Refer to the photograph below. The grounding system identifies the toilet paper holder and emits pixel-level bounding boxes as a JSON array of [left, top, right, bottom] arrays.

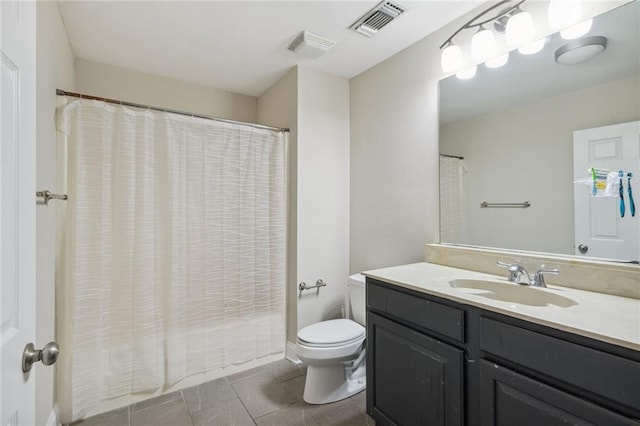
[[298, 279, 327, 296]]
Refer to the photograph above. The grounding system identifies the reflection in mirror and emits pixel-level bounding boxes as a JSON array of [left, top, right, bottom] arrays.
[[439, 0, 640, 262]]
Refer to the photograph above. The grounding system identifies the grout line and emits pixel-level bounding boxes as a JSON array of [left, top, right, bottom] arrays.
[[233, 391, 257, 425]]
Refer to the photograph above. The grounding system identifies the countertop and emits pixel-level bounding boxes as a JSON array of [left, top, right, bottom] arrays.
[[363, 262, 640, 352]]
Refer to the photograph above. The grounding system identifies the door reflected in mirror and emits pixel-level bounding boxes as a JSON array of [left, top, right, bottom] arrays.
[[439, 0, 640, 262]]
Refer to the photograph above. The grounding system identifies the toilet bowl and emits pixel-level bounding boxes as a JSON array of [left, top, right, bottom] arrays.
[[295, 274, 366, 404]]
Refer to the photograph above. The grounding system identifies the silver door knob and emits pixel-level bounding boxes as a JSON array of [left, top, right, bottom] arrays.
[[22, 342, 60, 373], [577, 244, 589, 254]]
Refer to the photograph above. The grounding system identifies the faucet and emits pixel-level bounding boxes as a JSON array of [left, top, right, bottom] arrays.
[[497, 262, 560, 287], [531, 268, 560, 287], [497, 261, 531, 285]]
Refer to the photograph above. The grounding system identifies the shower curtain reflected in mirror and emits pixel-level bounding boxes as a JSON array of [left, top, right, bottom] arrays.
[[55, 99, 286, 422], [439, 156, 467, 244]]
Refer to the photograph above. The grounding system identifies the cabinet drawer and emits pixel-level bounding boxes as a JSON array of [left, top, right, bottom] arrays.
[[480, 317, 640, 414], [367, 280, 465, 342]]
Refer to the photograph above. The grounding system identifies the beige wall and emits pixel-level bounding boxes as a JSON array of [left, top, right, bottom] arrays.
[[256, 67, 299, 344], [441, 74, 640, 255], [296, 67, 350, 331], [257, 66, 350, 348], [349, 0, 627, 274], [349, 29, 442, 274], [36, 3, 75, 425], [75, 59, 257, 123]]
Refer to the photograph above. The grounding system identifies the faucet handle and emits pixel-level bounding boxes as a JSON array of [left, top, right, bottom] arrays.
[[496, 261, 527, 283], [496, 261, 513, 269], [532, 268, 559, 287]]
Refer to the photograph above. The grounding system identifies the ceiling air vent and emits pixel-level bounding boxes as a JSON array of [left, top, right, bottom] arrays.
[[287, 31, 337, 59], [349, 0, 407, 38]]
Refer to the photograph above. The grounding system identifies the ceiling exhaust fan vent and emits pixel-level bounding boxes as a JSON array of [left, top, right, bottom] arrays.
[[287, 30, 337, 59], [349, 1, 408, 38]]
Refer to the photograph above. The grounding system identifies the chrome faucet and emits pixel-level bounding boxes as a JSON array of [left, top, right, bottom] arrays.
[[497, 262, 560, 287], [497, 261, 531, 285], [531, 268, 560, 287]]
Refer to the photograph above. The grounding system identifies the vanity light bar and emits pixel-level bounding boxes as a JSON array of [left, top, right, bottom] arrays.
[[440, 0, 586, 76]]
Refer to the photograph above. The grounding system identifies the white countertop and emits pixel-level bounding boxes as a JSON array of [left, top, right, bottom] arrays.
[[363, 262, 640, 352]]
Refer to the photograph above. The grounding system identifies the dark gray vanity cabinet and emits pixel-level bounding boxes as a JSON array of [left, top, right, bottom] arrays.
[[366, 278, 640, 426], [366, 279, 466, 425], [479, 361, 638, 426], [368, 312, 463, 425]]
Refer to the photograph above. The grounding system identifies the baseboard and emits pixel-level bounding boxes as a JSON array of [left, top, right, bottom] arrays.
[[46, 404, 60, 426], [285, 341, 301, 364]]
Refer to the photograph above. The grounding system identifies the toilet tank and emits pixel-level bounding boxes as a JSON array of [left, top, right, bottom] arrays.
[[348, 273, 366, 325]]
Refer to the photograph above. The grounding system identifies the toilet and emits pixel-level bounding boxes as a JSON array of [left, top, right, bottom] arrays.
[[295, 273, 367, 404]]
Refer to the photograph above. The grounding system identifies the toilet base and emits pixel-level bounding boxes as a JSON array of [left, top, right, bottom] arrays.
[[302, 363, 366, 404]]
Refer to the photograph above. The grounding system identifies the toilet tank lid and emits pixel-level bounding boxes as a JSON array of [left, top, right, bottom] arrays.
[[348, 273, 365, 287], [297, 319, 364, 346]]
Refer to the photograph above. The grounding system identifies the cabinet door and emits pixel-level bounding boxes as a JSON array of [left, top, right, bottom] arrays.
[[479, 360, 638, 426], [367, 312, 463, 426]]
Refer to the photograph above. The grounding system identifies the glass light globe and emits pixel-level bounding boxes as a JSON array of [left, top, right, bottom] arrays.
[[548, 0, 582, 29], [441, 43, 463, 73], [485, 53, 509, 68], [456, 66, 477, 80], [506, 10, 534, 46], [471, 27, 496, 62], [518, 39, 545, 55], [561, 19, 592, 40]]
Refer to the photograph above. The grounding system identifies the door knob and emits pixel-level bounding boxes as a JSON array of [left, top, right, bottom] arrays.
[[22, 342, 60, 373], [577, 244, 589, 254]]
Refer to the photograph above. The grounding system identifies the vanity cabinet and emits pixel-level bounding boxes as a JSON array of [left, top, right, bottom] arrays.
[[479, 361, 638, 426], [366, 278, 640, 426], [368, 312, 463, 425]]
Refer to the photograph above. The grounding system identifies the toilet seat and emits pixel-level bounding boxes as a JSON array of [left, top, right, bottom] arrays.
[[297, 319, 365, 348]]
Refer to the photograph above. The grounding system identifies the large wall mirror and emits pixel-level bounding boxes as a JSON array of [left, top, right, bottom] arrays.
[[439, 0, 640, 262]]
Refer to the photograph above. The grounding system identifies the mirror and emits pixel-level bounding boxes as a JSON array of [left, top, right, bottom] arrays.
[[439, 0, 640, 262]]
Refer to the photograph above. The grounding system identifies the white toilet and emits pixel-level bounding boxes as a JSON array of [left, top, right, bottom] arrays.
[[295, 273, 367, 404]]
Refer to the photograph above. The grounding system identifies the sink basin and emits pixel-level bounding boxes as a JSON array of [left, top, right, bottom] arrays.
[[449, 279, 577, 307]]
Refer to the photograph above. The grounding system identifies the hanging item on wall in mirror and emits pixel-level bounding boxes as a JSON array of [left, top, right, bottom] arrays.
[[627, 172, 635, 217], [574, 168, 618, 198]]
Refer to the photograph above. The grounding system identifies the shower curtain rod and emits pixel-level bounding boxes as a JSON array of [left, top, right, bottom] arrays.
[[56, 89, 290, 133], [440, 153, 464, 160]]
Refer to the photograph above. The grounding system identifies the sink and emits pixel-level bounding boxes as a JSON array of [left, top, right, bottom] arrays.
[[449, 279, 577, 307]]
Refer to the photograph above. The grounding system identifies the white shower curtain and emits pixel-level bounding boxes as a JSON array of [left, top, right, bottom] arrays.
[[56, 99, 286, 421], [439, 156, 466, 244]]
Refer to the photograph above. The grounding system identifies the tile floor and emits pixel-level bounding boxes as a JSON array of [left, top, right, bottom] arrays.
[[70, 359, 375, 426]]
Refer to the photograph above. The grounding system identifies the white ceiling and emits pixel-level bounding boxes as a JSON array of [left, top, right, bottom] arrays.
[[57, 1, 482, 97]]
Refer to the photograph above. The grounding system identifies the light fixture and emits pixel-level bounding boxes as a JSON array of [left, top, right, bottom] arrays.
[[518, 38, 545, 55], [456, 66, 477, 80], [555, 36, 607, 65], [439, 0, 535, 75], [505, 8, 534, 46], [439, 0, 583, 77], [441, 43, 463, 73], [561, 19, 592, 40], [485, 52, 509, 68], [471, 26, 496, 62], [548, 0, 582, 30]]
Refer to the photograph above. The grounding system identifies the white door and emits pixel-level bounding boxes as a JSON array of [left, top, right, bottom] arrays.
[[1, 1, 37, 425], [573, 121, 640, 261]]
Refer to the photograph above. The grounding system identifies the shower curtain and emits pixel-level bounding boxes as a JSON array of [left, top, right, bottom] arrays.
[[55, 99, 286, 421], [439, 156, 466, 244]]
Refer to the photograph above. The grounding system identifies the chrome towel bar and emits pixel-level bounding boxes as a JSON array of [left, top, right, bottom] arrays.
[[298, 279, 327, 296], [481, 201, 531, 208], [36, 190, 68, 206]]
